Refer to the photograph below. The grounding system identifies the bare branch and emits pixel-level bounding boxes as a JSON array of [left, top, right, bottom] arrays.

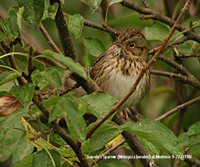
[[120, 0, 200, 43], [151, 70, 200, 90], [39, 24, 62, 54], [155, 95, 200, 121]]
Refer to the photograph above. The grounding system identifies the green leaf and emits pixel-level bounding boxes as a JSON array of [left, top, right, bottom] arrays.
[[12, 137, 34, 164], [17, 0, 45, 25], [0, 71, 20, 86], [32, 66, 65, 88], [43, 50, 87, 79], [178, 133, 200, 148], [42, 0, 58, 20], [122, 119, 182, 155], [90, 122, 122, 151], [188, 121, 200, 136], [138, 138, 160, 155], [143, 22, 169, 42], [10, 83, 34, 106], [83, 38, 106, 57], [88, 0, 102, 11], [49, 94, 87, 141], [32, 150, 61, 167], [66, 14, 84, 38], [0, 110, 25, 162], [80, 92, 117, 117], [6, 5, 22, 39], [13, 154, 33, 167], [192, 42, 200, 56]]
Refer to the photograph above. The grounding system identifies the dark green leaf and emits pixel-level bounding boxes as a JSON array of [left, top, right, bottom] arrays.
[[6, 5, 22, 39], [90, 121, 122, 150], [32, 150, 61, 167], [49, 94, 87, 141], [10, 83, 34, 106], [83, 38, 106, 57], [122, 119, 182, 155], [80, 92, 117, 117], [43, 50, 87, 79], [143, 22, 169, 42], [0, 71, 20, 86], [17, 0, 45, 25], [0, 110, 25, 161], [66, 14, 84, 38]]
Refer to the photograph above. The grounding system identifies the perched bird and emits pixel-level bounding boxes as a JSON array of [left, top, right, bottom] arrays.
[[90, 29, 150, 110]]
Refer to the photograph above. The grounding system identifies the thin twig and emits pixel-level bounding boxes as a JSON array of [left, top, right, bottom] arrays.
[[151, 70, 200, 90], [155, 95, 200, 121], [39, 24, 62, 54], [91, 140, 125, 165], [32, 96, 90, 167], [64, 13, 119, 36], [175, 53, 200, 58], [120, 0, 200, 43], [87, 0, 193, 139]]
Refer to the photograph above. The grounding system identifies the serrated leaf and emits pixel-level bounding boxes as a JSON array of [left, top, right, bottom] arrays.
[[0, 71, 20, 86], [43, 50, 87, 79], [17, 0, 45, 25], [90, 122, 122, 150], [83, 38, 106, 57], [66, 14, 84, 38], [10, 83, 34, 106], [49, 94, 87, 141], [80, 92, 117, 117], [143, 22, 169, 42], [122, 119, 182, 155]]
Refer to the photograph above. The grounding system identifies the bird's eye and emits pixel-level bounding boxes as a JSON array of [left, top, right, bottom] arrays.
[[129, 42, 135, 48]]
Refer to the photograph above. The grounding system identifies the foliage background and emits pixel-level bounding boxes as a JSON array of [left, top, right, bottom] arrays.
[[0, 0, 200, 167]]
